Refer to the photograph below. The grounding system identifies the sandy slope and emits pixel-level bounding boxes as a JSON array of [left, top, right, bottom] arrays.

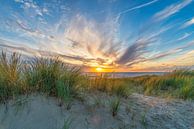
[[0, 93, 194, 129]]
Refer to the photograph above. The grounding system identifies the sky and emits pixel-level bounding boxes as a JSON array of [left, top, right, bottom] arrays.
[[0, 0, 194, 72]]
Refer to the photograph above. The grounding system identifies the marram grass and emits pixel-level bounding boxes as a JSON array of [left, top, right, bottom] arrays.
[[0, 51, 82, 103], [141, 70, 194, 99], [0, 51, 194, 103], [0, 52, 25, 102]]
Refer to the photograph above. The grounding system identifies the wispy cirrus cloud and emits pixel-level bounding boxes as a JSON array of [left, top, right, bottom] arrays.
[[116, 0, 159, 21], [148, 39, 194, 59], [118, 0, 159, 15], [0, 38, 94, 65], [153, 0, 192, 22], [128, 48, 194, 72], [177, 32, 193, 41], [181, 17, 194, 28]]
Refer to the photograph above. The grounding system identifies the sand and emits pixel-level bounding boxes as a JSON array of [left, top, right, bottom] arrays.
[[0, 93, 194, 129]]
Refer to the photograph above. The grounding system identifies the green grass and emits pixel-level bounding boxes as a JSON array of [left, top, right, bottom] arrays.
[[0, 51, 194, 103], [86, 70, 194, 100], [25, 57, 82, 100], [109, 97, 121, 117], [141, 70, 194, 99], [87, 75, 134, 97], [141, 110, 148, 129], [0, 52, 25, 102], [62, 117, 73, 129], [0, 51, 83, 103]]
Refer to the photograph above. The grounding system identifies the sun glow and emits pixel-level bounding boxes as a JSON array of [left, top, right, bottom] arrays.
[[96, 67, 103, 72]]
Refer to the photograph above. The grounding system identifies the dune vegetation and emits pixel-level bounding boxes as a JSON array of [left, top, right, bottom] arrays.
[[0, 51, 82, 103], [0, 51, 194, 105], [86, 71, 194, 100], [0, 51, 194, 129]]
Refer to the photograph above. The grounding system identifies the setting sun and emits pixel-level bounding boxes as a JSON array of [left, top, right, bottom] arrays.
[[0, 0, 194, 128], [96, 67, 103, 72]]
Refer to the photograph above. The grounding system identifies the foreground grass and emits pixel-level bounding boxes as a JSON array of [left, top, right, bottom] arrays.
[[0, 51, 83, 103], [0, 51, 194, 103], [0, 52, 24, 102]]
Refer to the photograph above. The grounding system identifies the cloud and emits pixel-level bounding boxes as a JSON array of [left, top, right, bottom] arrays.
[[182, 17, 194, 28], [0, 38, 94, 65], [115, 24, 172, 66], [0, 13, 122, 68], [116, 37, 156, 65], [177, 50, 194, 64], [15, 19, 54, 40], [16, 19, 35, 33], [64, 14, 121, 64], [121, 39, 194, 70], [0, 38, 40, 56], [119, 0, 159, 15], [2, 1, 194, 71], [150, 50, 181, 60], [177, 32, 193, 41], [0, 41, 116, 67], [177, 39, 194, 49], [147, 39, 194, 60], [128, 49, 194, 72], [153, 0, 192, 22], [14, 0, 49, 17], [116, 0, 159, 21]]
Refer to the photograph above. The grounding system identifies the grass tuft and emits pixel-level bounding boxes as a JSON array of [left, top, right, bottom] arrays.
[[109, 97, 121, 117], [0, 51, 83, 103], [0, 51, 24, 102], [62, 117, 73, 129]]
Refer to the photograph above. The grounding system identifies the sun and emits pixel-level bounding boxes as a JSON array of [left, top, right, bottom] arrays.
[[96, 67, 103, 72]]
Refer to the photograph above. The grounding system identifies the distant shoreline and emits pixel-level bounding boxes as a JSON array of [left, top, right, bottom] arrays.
[[83, 72, 167, 78]]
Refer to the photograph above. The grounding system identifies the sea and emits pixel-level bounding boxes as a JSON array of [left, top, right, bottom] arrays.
[[84, 72, 166, 78]]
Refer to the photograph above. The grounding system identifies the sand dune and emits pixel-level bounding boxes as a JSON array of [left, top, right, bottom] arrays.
[[0, 93, 193, 129]]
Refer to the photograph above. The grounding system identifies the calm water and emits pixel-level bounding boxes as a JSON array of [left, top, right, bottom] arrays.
[[84, 72, 166, 78]]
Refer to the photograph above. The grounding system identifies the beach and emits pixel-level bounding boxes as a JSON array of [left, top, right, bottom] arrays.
[[0, 93, 193, 129]]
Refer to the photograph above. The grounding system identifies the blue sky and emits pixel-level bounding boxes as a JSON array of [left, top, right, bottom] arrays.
[[0, 0, 194, 72]]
